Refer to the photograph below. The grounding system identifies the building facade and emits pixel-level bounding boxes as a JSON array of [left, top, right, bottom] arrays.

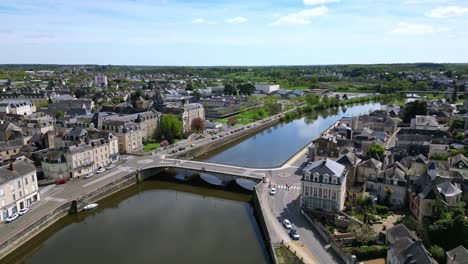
[[301, 159, 347, 212], [0, 159, 40, 222]]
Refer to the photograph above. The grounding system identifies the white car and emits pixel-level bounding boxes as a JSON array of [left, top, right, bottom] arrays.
[[107, 164, 116, 170], [18, 208, 29, 216], [84, 173, 94, 179], [270, 188, 276, 195], [96, 167, 106, 174], [283, 219, 292, 230], [5, 213, 19, 223]]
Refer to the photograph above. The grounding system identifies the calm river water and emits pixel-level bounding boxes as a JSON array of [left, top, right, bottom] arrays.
[[7, 102, 385, 264]]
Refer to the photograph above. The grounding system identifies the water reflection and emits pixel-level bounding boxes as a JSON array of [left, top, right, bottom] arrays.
[[198, 102, 384, 168]]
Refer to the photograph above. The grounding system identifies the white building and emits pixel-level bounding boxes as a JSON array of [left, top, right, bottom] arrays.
[[0, 159, 40, 222], [95, 75, 108, 87], [0, 100, 36, 116], [255, 84, 280, 94], [301, 159, 347, 212], [410, 115, 440, 130]]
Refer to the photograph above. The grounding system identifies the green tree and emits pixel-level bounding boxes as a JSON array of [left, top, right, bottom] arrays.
[[158, 114, 183, 143], [349, 223, 376, 245], [367, 144, 385, 159], [430, 245, 445, 264], [356, 195, 375, 224], [395, 215, 424, 236], [402, 100, 427, 123], [55, 110, 64, 119]]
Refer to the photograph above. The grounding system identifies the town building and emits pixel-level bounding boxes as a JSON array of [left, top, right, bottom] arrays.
[[0, 100, 36, 116], [301, 159, 347, 212], [42, 133, 119, 179], [255, 84, 280, 94], [0, 158, 40, 222], [95, 75, 108, 87]]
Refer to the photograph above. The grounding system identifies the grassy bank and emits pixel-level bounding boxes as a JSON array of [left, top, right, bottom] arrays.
[[274, 245, 303, 264]]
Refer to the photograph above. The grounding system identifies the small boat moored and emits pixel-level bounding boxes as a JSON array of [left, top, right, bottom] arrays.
[[83, 203, 98, 211]]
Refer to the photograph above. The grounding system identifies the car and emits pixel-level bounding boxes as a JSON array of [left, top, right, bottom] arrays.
[[84, 173, 94, 179], [56, 178, 67, 185], [107, 164, 116, 170], [5, 213, 19, 223], [290, 229, 300, 240], [18, 208, 29, 216], [191, 144, 196, 147], [270, 188, 276, 195], [96, 167, 106, 174], [283, 219, 293, 230]]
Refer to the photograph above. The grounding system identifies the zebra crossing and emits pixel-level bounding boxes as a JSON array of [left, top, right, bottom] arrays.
[[276, 184, 301, 190], [286, 165, 301, 170]]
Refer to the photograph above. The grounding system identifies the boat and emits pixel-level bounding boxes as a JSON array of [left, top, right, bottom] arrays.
[[83, 203, 98, 211]]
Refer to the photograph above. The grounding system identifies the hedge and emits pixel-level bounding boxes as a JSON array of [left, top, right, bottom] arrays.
[[344, 245, 387, 261]]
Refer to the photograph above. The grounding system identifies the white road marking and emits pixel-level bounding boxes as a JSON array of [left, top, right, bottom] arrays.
[[39, 185, 55, 195], [44, 197, 67, 203]]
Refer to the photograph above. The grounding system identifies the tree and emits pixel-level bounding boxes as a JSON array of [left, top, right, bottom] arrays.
[[55, 110, 64, 119], [227, 117, 239, 126], [191, 117, 205, 132], [402, 100, 427, 123], [395, 216, 424, 236], [224, 84, 236, 95], [430, 245, 445, 264], [382, 187, 393, 206], [158, 114, 183, 143], [356, 195, 375, 224], [349, 223, 376, 245], [305, 94, 320, 105], [367, 144, 385, 160]]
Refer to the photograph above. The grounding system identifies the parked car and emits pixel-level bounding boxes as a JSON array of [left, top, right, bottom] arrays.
[[107, 164, 116, 170], [290, 229, 300, 240], [56, 178, 67, 185], [18, 208, 29, 216], [283, 219, 293, 230], [84, 173, 94, 179], [96, 167, 106, 174], [5, 213, 19, 223], [270, 187, 276, 195]]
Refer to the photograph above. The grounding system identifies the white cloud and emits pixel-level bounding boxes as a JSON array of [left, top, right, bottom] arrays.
[[226, 16, 248, 24], [392, 22, 449, 34], [425, 6, 468, 18], [191, 18, 206, 24], [303, 0, 339, 5], [270, 6, 328, 26]]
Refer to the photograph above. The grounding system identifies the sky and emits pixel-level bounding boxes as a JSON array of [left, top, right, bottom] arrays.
[[0, 0, 467, 65]]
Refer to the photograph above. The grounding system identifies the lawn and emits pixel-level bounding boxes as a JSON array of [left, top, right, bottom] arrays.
[[143, 143, 160, 152], [217, 105, 274, 125], [274, 245, 303, 264]]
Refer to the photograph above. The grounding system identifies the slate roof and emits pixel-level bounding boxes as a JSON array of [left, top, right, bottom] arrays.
[[389, 237, 435, 264], [436, 181, 462, 197], [446, 245, 468, 264], [386, 224, 419, 245], [0, 160, 36, 185]]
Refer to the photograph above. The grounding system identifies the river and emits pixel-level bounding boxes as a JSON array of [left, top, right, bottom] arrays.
[[6, 101, 385, 264], [197, 102, 384, 167]]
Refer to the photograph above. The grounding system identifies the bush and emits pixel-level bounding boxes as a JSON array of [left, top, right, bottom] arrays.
[[375, 205, 389, 216], [344, 245, 387, 261]]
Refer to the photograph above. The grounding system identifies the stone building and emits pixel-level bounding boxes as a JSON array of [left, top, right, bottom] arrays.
[[301, 159, 347, 212], [0, 158, 40, 222]]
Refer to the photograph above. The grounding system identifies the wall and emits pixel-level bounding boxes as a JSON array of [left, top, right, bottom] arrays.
[[301, 209, 356, 264], [253, 186, 279, 264]]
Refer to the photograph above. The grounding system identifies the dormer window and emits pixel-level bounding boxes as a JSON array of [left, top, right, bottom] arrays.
[[323, 173, 329, 184], [313, 172, 319, 182]]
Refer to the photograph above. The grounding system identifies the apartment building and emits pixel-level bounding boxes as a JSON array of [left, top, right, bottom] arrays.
[[0, 159, 40, 222]]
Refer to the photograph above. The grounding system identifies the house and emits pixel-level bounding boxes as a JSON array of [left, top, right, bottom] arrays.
[[446, 245, 468, 264], [0, 158, 40, 222], [309, 136, 340, 160], [358, 110, 398, 134], [301, 159, 347, 212], [42, 134, 119, 179], [410, 115, 440, 130], [356, 158, 382, 184], [367, 162, 408, 207], [0, 100, 36, 116], [386, 224, 435, 264]]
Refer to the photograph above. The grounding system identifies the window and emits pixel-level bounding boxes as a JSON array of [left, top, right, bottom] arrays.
[[25, 177, 28, 185], [18, 181, 21, 188], [0, 188, 4, 196], [313, 188, 318, 197], [332, 191, 337, 200], [32, 175, 35, 182], [12, 194, 16, 201], [323, 189, 328, 199], [10, 184, 14, 192]]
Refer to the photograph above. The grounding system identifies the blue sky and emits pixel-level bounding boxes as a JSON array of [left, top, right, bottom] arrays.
[[0, 0, 467, 65]]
